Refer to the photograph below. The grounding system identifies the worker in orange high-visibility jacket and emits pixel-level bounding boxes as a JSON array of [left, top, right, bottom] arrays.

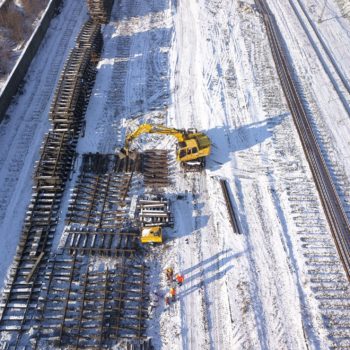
[[175, 273, 184, 287], [169, 287, 176, 301]]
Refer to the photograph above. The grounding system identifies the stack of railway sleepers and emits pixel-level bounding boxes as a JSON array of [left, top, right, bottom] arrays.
[[49, 48, 93, 132], [141, 150, 170, 187], [0, 20, 103, 347], [66, 172, 134, 228], [34, 131, 76, 186], [82, 153, 115, 174], [49, 20, 102, 132], [37, 258, 148, 348], [76, 19, 103, 62], [87, 0, 115, 24], [63, 227, 139, 257]]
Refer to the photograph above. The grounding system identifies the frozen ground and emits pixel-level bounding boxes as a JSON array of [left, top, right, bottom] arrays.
[[1, 0, 350, 348]]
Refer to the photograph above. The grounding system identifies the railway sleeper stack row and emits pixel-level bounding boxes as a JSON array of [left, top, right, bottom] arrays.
[[141, 150, 171, 187], [87, 0, 115, 24], [63, 228, 139, 257], [1, 3, 152, 347], [66, 172, 135, 228], [0, 19, 102, 344]]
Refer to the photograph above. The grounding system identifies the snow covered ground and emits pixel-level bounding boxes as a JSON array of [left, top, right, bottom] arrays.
[[1, 0, 350, 348]]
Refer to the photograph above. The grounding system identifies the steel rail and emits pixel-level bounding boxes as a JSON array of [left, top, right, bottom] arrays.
[[255, 0, 350, 281]]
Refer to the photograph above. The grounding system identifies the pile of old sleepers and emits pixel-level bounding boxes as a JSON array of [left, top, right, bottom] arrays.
[[0, 19, 102, 345], [87, 0, 115, 24]]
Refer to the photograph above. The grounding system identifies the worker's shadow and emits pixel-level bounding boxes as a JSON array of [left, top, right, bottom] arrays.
[[177, 248, 244, 299], [206, 113, 289, 171]]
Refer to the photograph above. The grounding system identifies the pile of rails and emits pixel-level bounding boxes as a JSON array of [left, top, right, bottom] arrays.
[[0, 20, 102, 347], [87, 0, 115, 23], [138, 197, 173, 228]]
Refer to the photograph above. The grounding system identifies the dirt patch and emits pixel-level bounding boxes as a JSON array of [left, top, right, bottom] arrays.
[[0, 0, 48, 78]]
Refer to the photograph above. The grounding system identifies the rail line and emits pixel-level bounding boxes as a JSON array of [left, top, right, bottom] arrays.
[[285, 0, 350, 115], [255, 0, 350, 282]]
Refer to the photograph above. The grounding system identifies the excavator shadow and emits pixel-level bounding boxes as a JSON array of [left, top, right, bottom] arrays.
[[206, 113, 289, 171]]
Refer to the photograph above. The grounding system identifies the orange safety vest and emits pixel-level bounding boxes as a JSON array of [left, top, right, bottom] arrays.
[[170, 288, 176, 296], [176, 274, 184, 283]]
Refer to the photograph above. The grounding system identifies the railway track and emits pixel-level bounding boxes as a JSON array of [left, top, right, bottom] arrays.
[[255, 0, 350, 282], [285, 0, 350, 115]]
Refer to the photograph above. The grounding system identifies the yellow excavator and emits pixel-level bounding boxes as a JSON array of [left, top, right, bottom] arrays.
[[119, 124, 211, 169]]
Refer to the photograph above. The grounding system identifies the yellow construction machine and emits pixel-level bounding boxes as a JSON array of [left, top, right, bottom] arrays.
[[119, 124, 211, 169], [140, 226, 163, 243]]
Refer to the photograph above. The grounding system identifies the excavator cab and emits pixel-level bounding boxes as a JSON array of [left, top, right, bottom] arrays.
[[177, 139, 202, 163]]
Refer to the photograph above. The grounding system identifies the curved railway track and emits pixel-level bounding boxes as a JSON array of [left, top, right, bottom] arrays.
[[255, 0, 350, 281]]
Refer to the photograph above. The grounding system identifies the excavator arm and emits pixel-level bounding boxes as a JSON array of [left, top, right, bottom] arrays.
[[124, 124, 185, 149]]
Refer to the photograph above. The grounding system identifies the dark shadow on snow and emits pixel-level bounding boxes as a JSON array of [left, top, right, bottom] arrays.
[[207, 113, 289, 171]]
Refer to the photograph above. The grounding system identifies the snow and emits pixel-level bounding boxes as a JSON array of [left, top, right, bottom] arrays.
[[1, 0, 350, 348]]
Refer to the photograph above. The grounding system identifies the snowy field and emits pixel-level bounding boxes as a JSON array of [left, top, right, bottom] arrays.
[[1, 0, 350, 348]]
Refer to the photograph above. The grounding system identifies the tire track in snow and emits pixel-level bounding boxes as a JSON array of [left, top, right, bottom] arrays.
[[175, 175, 211, 350], [197, 175, 243, 349], [92, 0, 172, 153]]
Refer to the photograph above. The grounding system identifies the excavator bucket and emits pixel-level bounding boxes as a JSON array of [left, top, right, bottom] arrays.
[[118, 147, 138, 160], [118, 147, 128, 159]]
